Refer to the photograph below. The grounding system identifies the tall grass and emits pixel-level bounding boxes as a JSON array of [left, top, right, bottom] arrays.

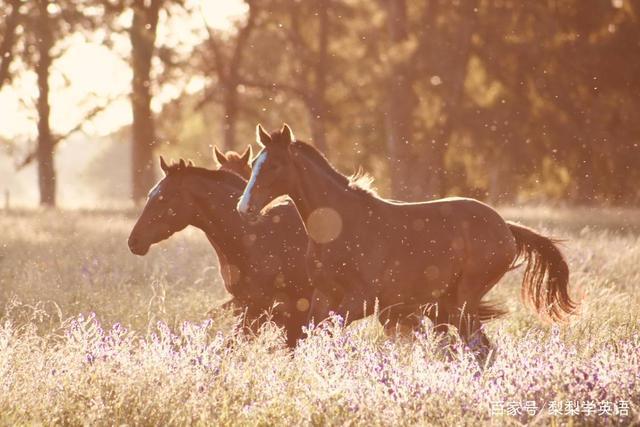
[[0, 208, 638, 425]]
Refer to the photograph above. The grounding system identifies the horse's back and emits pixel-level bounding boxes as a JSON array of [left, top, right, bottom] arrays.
[[384, 196, 504, 225], [431, 197, 513, 239], [429, 197, 518, 267], [379, 195, 515, 257]]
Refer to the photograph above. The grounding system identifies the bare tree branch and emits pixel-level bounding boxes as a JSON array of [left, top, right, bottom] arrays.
[[195, 0, 261, 113], [228, 0, 258, 81], [194, 76, 311, 113], [0, 0, 22, 90], [239, 77, 309, 100], [199, 6, 227, 80], [287, 2, 315, 69], [17, 95, 121, 170], [194, 84, 221, 111]]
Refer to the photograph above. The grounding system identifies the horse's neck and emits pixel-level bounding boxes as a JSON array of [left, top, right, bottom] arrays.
[[185, 177, 248, 265], [290, 146, 362, 223]]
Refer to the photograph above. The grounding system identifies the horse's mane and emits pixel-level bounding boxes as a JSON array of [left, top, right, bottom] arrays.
[[223, 151, 246, 162], [164, 159, 246, 188], [292, 141, 378, 197], [349, 167, 376, 193]]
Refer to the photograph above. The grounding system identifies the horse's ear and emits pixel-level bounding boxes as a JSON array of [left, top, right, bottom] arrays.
[[178, 159, 186, 168], [281, 123, 295, 143], [256, 124, 272, 147], [160, 156, 169, 175], [240, 145, 252, 163], [213, 146, 227, 165], [187, 159, 194, 167]]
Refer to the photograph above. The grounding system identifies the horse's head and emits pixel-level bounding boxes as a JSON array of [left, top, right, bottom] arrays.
[[128, 157, 194, 255], [237, 124, 296, 219], [214, 145, 252, 180]]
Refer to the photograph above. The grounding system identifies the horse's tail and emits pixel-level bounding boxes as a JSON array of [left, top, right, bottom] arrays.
[[477, 300, 508, 322], [507, 222, 577, 321]]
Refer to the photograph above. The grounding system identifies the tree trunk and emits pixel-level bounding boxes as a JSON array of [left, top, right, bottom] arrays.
[[35, 0, 55, 207], [307, 99, 328, 153], [384, 0, 417, 200], [308, 0, 329, 154], [571, 142, 596, 204], [488, 164, 504, 204], [130, 2, 160, 203], [216, 1, 258, 152], [0, 0, 21, 90], [221, 85, 238, 150], [414, 0, 478, 199]]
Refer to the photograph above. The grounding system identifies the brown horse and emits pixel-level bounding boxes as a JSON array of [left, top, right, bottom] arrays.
[[237, 124, 577, 353], [214, 145, 252, 179], [128, 156, 313, 347]]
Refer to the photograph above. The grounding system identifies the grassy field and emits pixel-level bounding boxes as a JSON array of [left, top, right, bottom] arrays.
[[0, 207, 638, 425]]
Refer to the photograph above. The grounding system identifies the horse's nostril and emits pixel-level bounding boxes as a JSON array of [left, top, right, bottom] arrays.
[[238, 205, 253, 216], [128, 236, 142, 252], [128, 236, 149, 255]]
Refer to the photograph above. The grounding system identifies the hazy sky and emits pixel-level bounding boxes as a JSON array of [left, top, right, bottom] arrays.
[[0, 0, 247, 140]]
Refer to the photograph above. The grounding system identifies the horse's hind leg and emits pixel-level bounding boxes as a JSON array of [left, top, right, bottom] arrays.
[[426, 303, 493, 365], [452, 265, 511, 366], [383, 322, 415, 344], [307, 289, 332, 325], [378, 302, 424, 344], [457, 228, 517, 319], [420, 294, 462, 355], [457, 312, 495, 366]]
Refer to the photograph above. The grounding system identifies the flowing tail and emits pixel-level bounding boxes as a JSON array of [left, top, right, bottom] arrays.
[[507, 222, 577, 321]]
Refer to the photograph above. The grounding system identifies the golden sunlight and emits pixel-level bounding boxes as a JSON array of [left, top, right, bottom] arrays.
[[0, 0, 246, 140]]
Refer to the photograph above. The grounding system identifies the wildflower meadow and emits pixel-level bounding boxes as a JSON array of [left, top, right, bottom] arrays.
[[0, 207, 638, 425]]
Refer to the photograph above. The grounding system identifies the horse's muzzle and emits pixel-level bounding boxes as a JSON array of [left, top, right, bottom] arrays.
[[128, 236, 149, 256], [242, 212, 264, 227], [237, 204, 259, 221]]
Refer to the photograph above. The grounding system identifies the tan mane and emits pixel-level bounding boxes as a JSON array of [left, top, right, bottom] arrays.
[[223, 151, 245, 162], [348, 167, 377, 194], [292, 141, 379, 197], [164, 159, 192, 174], [163, 158, 246, 186]]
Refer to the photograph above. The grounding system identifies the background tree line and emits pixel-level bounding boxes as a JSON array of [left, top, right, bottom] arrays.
[[1, 0, 638, 206]]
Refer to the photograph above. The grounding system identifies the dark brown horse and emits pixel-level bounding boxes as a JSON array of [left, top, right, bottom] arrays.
[[237, 124, 577, 353], [128, 156, 313, 347], [214, 145, 252, 179]]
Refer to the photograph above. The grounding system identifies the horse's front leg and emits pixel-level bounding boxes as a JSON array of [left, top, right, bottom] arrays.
[[334, 286, 375, 325], [307, 289, 332, 324], [305, 269, 369, 327], [306, 259, 345, 315]]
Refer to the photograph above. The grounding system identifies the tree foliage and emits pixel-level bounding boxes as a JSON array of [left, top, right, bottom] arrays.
[[174, 0, 639, 204], [4, 0, 639, 205]]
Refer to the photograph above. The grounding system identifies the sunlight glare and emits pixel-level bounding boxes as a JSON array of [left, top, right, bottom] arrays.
[[199, 0, 248, 30]]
